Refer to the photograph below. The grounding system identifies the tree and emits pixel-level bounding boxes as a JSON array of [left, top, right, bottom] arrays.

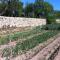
[[43, 2, 55, 24], [0, 0, 23, 17], [34, 1, 54, 18], [44, 2, 53, 17], [24, 3, 34, 17], [24, 0, 54, 18], [24, 0, 45, 18], [24, 0, 55, 23], [0, 0, 7, 15], [54, 11, 60, 18], [35, 0, 44, 3], [34, 0, 44, 18]]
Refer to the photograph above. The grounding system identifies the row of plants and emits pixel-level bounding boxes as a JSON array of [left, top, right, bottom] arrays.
[[0, 26, 43, 45], [41, 24, 60, 30], [0, 23, 60, 45], [2, 31, 58, 57]]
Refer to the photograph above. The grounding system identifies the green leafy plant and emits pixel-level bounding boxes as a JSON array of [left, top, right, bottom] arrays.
[[42, 24, 60, 30], [2, 48, 11, 57], [0, 26, 42, 45], [12, 31, 58, 56]]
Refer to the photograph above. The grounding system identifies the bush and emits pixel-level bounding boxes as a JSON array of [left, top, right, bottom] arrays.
[[46, 15, 56, 24], [42, 24, 60, 30]]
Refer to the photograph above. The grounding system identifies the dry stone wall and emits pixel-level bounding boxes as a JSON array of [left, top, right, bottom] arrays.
[[56, 19, 60, 23], [0, 16, 46, 28]]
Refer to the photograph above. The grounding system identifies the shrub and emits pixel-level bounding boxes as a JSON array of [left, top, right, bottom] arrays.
[[46, 15, 56, 24], [42, 24, 60, 30]]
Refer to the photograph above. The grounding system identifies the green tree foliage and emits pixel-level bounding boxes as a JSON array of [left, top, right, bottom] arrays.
[[24, 0, 54, 19], [54, 11, 60, 18], [0, 0, 23, 16], [34, 0, 44, 18], [24, 3, 34, 17], [24, 0, 44, 18], [43, 2, 56, 24], [0, 1, 7, 15], [46, 14, 56, 24], [44, 2, 53, 13]]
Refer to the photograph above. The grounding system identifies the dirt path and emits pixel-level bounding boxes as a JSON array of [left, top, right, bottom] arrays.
[[0, 41, 16, 50], [53, 49, 60, 60], [29, 37, 60, 60]]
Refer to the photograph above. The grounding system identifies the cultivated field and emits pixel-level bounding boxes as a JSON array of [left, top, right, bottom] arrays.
[[0, 25, 60, 60]]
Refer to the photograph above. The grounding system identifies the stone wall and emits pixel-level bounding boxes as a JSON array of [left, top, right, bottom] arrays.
[[0, 16, 46, 28], [56, 19, 60, 23]]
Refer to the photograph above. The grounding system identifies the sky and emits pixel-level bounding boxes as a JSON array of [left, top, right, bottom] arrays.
[[21, 0, 60, 11]]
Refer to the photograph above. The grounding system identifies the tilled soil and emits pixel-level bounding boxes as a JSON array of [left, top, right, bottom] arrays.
[[0, 27, 32, 36], [29, 37, 60, 60], [0, 34, 60, 60], [53, 49, 60, 60], [8, 34, 60, 60]]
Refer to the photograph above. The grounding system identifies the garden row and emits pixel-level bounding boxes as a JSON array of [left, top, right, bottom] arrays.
[[2, 31, 59, 58], [0, 23, 60, 45], [0, 26, 44, 45]]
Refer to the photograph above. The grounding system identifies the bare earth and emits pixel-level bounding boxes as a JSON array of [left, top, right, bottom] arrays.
[[29, 37, 60, 60], [54, 49, 60, 60]]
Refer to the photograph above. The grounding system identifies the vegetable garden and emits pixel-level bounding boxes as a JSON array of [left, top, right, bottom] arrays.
[[0, 24, 60, 59]]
